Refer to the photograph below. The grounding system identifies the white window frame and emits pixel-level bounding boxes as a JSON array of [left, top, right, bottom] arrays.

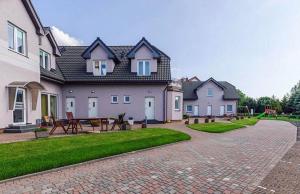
[[13, 88, 26, 125], [40, 50, 51, 70], [174, 96, 180, 110], [137, 60, 151, 76], [124, 95, 130, 104], [100, 61, 107, 76], [207, 88, 213, 97], [41, 93, 59, 117], [93, 60, 107, 76], [186, 105, 193, 113], [227, 105, 233, 112], [111, 95, 118, 104], [8, 23, 27, 56]]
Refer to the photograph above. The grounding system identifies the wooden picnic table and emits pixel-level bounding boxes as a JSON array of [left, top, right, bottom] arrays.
[[70, 117, 109, 134]]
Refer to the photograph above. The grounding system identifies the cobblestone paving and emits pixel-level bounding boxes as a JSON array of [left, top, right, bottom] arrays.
[[252, 142, 300, 194], [0, 120, 296, 194]]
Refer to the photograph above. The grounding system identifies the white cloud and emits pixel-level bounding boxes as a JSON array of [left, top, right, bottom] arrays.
[[50, 26, 83, 46]]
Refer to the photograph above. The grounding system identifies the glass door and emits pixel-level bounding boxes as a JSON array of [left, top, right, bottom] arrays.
[[13, 88, 26, 125], [50, 95, 57, 118], [41, 94, 48, 117]]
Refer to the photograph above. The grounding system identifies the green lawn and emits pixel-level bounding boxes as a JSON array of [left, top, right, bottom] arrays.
[[0, 128, 190, 181], [257, 113, 300, 122], [231, 118, 259, 126], [260, 116, 300, 122], [187, 122, 245, 133]]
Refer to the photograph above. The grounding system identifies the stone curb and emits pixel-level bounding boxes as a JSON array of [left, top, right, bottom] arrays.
[[0, 139, 190, 184]]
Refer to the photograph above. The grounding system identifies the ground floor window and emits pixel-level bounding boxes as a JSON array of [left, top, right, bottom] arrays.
[[227, 104, 233, 112], [186, 105, 193, 113], [41, 93, 58, 117], [175, 96, 180, 110]]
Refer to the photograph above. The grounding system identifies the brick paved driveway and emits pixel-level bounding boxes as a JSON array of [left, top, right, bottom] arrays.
[[0, 120, 296, 194]]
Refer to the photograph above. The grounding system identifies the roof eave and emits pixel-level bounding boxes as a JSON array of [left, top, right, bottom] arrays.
[[21, 0, 45, 35], [40, 74, 64, 84]]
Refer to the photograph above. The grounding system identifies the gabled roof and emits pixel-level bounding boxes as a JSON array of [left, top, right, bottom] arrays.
[[195, 77, 225, 90], [81, 37, 119, 63], [43, 27, 61, 57], [127, 37, 161, 59], [21, 0, 45, 35], [188, 76, 200, 82], [56, 45, 171, 83], [182, 78, 240, 100]]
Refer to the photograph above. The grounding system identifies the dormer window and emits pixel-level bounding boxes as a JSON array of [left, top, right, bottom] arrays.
[[93, 60, 107, 76], [40, 50, 50, 70], [137, 60, 150, 76]]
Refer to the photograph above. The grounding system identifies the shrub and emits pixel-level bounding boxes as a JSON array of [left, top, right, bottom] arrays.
[[241, 116, 244, 120], [236, 116, 239, 120], [211, 118, 215, 122], [194, 118, 199, 124], [205, 118, 209, 123]]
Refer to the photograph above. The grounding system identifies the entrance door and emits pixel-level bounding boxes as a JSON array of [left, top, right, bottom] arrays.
[[220, 105, 225, 116], [145, 97, 155, 120], [66, 97, 75, 117], [88, 98, 98, 118], [207, 105, 212, 116], [193, 105, 199, 116], [13, 88, 26, 125]]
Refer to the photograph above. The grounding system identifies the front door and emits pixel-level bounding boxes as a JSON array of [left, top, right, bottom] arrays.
[[13, 88, 26, 125], [220, 105, 225, 116], [145, 97, 155, 120], [193, 105, 199, 116], [207, 105, 212, 116], [88, 98, 98, 118], [66, 97, 75, 117]]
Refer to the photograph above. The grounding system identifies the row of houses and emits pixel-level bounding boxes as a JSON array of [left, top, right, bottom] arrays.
[[0, 0, 239, 131]]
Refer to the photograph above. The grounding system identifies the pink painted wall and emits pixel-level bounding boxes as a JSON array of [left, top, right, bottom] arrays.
[[61, 84, 166, 121], [0, 0, 61, 128], [0, 63, 41, 128], [167, 90, 183, 121]]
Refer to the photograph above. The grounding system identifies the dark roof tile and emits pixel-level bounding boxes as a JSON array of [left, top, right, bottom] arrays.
[[56, 45, 171, 83], [182, 80, 239, 100]]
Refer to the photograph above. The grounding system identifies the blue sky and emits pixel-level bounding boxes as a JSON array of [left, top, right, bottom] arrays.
[[32, 0, 300, 99]]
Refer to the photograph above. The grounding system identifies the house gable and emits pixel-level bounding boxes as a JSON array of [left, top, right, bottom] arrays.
[[128, 38, 160, 74], [81, 37, 118, 62]]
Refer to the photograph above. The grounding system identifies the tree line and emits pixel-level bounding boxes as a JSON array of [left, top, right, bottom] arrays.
[[238, 81, 300, 115]]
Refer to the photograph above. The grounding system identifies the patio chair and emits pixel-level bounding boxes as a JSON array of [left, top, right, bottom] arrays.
[[111, 113, 126, 130], [49, 112, 67, 135], [66, 112, 82, 133]]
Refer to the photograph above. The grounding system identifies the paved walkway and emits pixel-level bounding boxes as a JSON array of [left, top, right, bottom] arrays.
[[0, 120, 296, 194], [252, 142, 300, 194]]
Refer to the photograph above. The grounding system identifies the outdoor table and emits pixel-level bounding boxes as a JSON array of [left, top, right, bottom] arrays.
[[71, 117, 109, 134]]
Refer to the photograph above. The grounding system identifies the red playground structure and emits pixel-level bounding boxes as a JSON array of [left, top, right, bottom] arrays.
[[265, 105, 276, 115]]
